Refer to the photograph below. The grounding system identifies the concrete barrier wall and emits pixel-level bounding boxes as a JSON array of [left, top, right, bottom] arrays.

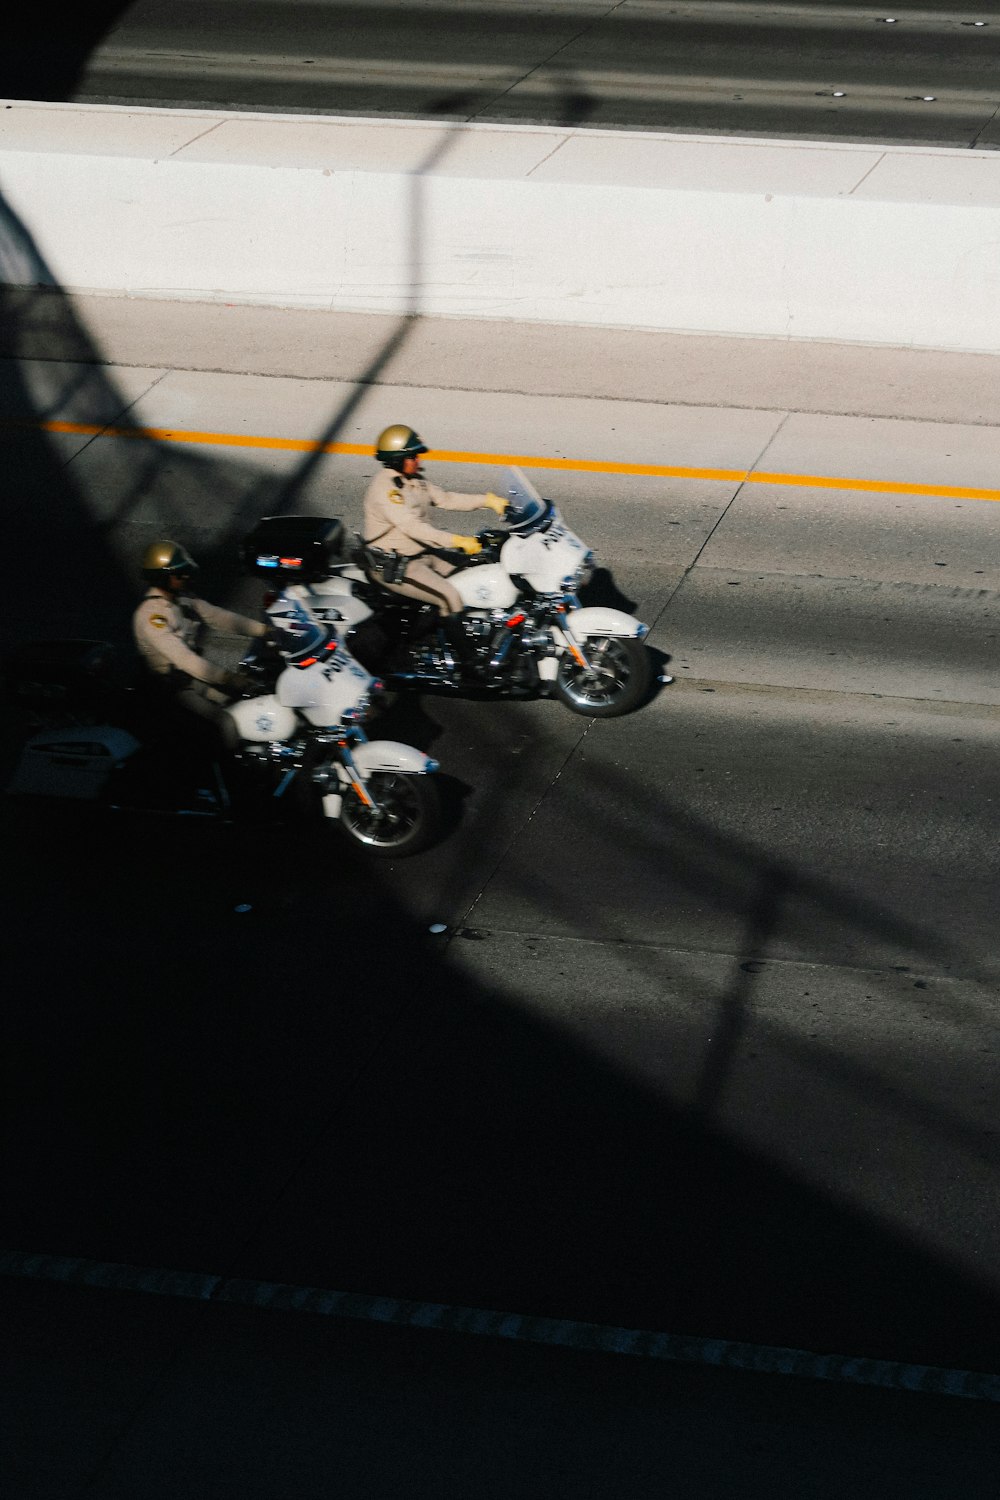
[[2, 102, 1000, 351]]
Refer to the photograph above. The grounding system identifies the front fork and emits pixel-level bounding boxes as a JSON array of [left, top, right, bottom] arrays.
[[550, 597, 594, 673], [337, 737, 386, 813], [313, 730, 384, 818], [556, 629, 594, 673], [546, 600, 654, 679]]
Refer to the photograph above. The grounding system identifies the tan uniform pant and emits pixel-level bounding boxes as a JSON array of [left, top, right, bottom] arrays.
[[177, 680, 231, 725], [380, 554, 463, 617], [148, 673, 230, 727]]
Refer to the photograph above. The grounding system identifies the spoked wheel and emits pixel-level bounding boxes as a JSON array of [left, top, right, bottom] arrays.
[[554, 636, 653, 718], [338, 772, 441, 857]]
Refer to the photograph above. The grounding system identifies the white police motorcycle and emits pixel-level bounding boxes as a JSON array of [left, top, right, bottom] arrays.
[[5, 605, 441, 858], [231, 589, 441, 855], [250, 470, 661, 719]]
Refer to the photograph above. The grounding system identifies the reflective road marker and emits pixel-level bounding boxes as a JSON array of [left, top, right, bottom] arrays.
[[2, 1250, 999, 1404]]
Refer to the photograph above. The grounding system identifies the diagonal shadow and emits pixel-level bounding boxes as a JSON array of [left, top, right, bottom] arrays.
[[2, 15, 999, 1410], [690, 855, 791, 1119], [0, 199, 283, 630], [258, 118, 470, 523], [463, 724, 1000, 990], [4, 788, 1000, 1379], [439, 714, 1000, 1166], [5, 154, 993, 1215]]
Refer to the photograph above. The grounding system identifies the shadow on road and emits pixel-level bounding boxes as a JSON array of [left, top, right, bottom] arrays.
[[2, 53, 999, 1400], [3, 792, 999, 1378]]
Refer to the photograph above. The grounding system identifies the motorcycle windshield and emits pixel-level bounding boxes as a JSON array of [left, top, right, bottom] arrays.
[[266, 593, 333, 659], [503, 467, 551, 534]]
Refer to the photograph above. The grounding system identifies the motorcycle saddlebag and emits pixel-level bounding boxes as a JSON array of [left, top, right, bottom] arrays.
[[241, 516, 345, 582], [3, 639, 131, 711], [7, 724, 141, 799]]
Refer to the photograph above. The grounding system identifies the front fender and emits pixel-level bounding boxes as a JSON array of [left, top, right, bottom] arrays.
[[352, 739, 439, 776], [565, 606, 648, 639]]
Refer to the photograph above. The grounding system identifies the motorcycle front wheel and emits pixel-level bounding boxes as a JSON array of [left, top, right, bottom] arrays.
[[338, 772, 441, 857], [554, 636, 652, 718]]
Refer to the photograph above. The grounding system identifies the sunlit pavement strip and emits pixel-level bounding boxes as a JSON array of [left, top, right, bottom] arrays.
[[32, 421, 1000, 504], [2, 1251, 999, 1403]]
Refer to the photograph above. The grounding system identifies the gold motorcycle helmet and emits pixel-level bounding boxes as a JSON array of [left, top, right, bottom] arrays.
[[374, 424, 428, 470], [141, 539, 198, 583]]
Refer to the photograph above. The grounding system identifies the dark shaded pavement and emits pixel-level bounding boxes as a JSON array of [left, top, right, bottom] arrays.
[[5, 1276, 1000, 1500], [3, 793, 1000, 1378]]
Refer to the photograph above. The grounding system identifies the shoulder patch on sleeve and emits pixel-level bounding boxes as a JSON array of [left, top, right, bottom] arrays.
[[388, 490, 403, 504], [149, 614, 168, 628]]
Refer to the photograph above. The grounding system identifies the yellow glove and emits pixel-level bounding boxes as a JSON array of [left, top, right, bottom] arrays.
[[483, 493, 509, 516], [451, 535, 483, 555]]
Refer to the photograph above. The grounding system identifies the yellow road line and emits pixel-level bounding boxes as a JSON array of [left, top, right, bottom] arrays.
[[37, 420, 1000, 504]]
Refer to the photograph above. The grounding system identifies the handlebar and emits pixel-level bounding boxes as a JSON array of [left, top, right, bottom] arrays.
[[477, 527, 508, 549]]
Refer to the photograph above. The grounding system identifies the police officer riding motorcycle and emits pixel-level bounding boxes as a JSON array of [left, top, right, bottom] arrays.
[[5, 534, 442, 854], [361, 424, 508, 662], [133, 539, 266, 722], [267, 426, 662, 718]]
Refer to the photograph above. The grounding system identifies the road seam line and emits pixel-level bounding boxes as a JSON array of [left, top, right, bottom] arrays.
[[50, 370, 173, 467], [647, 412, 790, 634], [468, 1, 628, 122]]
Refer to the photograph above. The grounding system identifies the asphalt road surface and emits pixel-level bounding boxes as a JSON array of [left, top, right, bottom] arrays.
[[5, 1, 1000, 147], [3, 289, 1000, 1399]]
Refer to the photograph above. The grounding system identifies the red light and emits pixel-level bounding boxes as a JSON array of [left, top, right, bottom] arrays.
[[296, 656, 319, 668], [279, 557, 303, 568], [506, 612, 526, 628], [324, 640, 338, 652]]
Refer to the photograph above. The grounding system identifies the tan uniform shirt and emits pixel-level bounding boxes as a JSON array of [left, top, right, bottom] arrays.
[[133, 587, 264, 685], [363, 469, 491, 557]]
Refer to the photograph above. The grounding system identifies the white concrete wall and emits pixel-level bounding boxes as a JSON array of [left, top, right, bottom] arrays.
[[2, 102, 1000, 351]]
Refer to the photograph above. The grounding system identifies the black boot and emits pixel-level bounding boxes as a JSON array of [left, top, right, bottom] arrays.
[[442, 611, 479, 672], [409, 608, 441, 645]]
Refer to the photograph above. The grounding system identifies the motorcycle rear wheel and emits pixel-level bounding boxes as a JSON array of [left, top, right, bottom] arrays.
[[554, 636, 652, 718], [338, 772, 440, 857]]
